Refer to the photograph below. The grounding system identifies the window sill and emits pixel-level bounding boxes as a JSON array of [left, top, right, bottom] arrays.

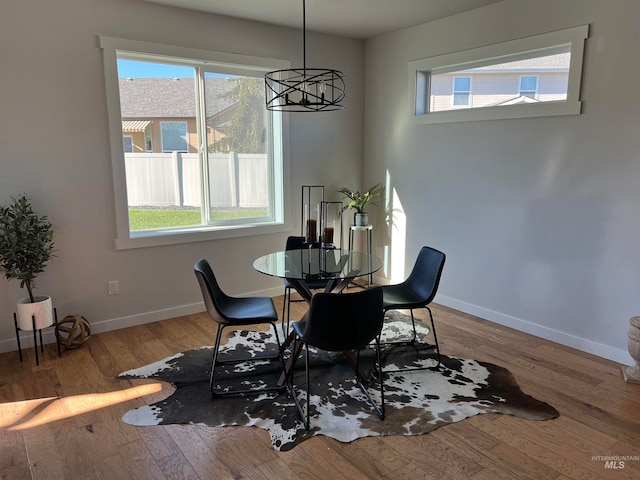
[[115, 221, 288, 250], [412, 99, 581, 125]]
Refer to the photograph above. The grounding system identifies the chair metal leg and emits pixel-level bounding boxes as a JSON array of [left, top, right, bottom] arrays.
[[209, 325, 225, 394], [287, 338, 310, 430], [210, 322, 286, 396], [305, 345, 311, 430], [380, 308, 418, 346], [381, 306, 441, 373], [290, 338, 385, 430], [409, 310, 418, 344], [354, 345, 385, 420], [375, 337, 385, 417], [282, 287, 290, 333], [282, 289, 286, 327], [425, 307, 441, 368], [271, 321, 288, 378]]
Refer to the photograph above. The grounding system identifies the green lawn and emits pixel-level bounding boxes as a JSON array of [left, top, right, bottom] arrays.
[[129, 208, 267, 231]]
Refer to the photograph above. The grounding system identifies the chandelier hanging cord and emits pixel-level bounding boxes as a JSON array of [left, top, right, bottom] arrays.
[[264, 0, 345, 112], [302, 0, 306, 71]]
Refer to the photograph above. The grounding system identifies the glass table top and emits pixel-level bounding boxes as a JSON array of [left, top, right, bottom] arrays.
[[253, 248, 383, 281]]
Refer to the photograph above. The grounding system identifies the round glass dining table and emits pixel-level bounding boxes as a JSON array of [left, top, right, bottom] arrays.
[[253, 248, 383, 301], [254, 248, 384, 385]]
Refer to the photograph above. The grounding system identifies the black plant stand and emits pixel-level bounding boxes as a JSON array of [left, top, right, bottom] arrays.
[[14, 308, 61, 366]]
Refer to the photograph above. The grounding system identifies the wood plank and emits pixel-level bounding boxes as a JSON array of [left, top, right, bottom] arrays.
[[22, 425, 66, 480], [156, 451, 200, 480], [471, 415, 631, 480], [0, 462, 32, 480], [115, 437, 166, 479], [165, 424, 237, 479], [138, 425, 182, 461]]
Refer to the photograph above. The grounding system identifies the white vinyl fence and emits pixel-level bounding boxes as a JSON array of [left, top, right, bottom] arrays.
[[124, 152, 268, 208]]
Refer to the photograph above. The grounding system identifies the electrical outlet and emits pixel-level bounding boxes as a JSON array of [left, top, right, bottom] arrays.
[[108, 280, 119, 295]]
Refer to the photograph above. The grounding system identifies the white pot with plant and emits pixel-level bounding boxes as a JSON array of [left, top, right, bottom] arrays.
[[0, 194, 56, 331], [337, 183, 383, 227]]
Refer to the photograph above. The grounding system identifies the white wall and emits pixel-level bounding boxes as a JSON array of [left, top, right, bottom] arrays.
[[364, 0, 640, 363], [0, 0, 364, 351], [3, 0, 636, 366]]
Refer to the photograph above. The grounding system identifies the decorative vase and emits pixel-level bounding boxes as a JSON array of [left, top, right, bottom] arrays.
[[354, 212, 368, 227], [16, 296, 54, 331], [622, 316, 640, 384]]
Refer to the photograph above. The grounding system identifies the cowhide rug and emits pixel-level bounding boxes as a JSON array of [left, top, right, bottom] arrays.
[[117, 312, 559, 451]]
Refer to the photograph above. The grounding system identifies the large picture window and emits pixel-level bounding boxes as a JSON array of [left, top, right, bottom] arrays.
[[410, 25, 589, 124], [100, 37, 289, 248]]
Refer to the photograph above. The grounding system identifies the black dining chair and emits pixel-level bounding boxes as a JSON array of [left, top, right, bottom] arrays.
[[288, 287, 385, 430], [194, 258, 286, 396], [282, 236, 328, 333], [379, 246, 446, 369]]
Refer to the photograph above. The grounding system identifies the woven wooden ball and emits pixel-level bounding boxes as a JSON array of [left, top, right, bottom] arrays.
[[56, 315, 91, 349]]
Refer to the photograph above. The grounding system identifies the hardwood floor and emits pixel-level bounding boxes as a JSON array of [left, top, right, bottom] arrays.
[[1, 294, 639, 480]]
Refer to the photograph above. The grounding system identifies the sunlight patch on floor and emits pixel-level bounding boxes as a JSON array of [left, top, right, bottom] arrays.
[[0, 383, 163, 431]]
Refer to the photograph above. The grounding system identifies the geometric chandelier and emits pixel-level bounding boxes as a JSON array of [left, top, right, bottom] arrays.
[[265, 0, 345, 112]]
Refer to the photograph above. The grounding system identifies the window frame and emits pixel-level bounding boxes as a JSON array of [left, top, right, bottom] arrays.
[[100, 36, 291, 249], [409, 24, 589, 124]]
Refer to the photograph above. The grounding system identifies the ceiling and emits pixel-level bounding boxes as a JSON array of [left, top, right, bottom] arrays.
[[144, 0, 503, 39]]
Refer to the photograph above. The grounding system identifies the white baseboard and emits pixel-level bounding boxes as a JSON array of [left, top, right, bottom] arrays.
[[0, 302, 207, 354], [2, 287, 629, 366], [0, 287, 285, 355], [436, 294, 631, 365]]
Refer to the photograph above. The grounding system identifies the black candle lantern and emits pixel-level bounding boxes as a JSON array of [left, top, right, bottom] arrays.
[[320, 201, 343, 249], [302, 185, 323, 245]]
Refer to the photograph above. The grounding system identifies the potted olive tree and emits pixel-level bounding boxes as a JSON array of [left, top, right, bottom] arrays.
[[337, 183, 383, 226], [0, 194, 56, 330]]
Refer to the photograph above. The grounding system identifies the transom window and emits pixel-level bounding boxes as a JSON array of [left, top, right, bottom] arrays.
[[100, 37, 289, 249], [410, 24, 589, 123]]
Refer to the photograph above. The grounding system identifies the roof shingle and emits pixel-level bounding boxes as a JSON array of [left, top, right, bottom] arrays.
[[119, 77, 236, 118]]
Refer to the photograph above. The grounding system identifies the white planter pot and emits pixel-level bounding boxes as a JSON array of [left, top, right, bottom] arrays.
[[16, 296, 54, 331]]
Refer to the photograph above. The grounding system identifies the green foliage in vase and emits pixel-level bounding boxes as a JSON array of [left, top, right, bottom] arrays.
[[337, 183, 383, 213], [0, 194, 55, 303]]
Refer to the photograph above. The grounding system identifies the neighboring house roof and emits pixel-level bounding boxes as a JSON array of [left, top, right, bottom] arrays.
[[461, 52, 571, 74], [119, 77, 237, 118], [493, 95, 542, 106]]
